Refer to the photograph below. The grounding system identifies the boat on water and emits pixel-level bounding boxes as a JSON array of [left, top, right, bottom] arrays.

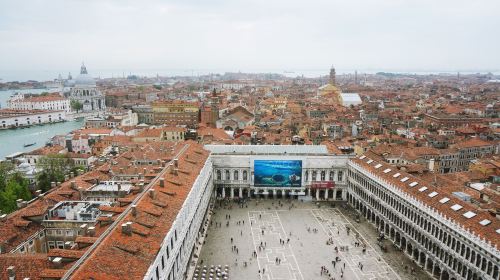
[[23, 142, 36, 147]]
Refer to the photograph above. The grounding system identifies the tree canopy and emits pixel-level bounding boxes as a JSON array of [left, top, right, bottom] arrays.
[[0, 162, 32, 214], [36, 154, 74, 193], [70, 100, 83, 112]]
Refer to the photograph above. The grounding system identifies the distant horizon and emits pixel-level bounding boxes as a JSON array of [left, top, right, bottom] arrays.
[[1, 67, 499, 83]]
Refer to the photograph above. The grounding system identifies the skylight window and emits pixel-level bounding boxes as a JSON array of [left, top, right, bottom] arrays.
[[359, 155, 366, 159], [463, 211, 476, 218], [418, 186, 428, 192], [383, 168, 391, 173], [393, 173, 401, 178], [366, 159, 373, 164], [496, 229, 500, 234], [479, 219, 491, 226], [428, 191, 438, 198], [439, 197, 450, 204], [409, 182, 418, 187], [451, 204, 463, 211], [400, 177, 409, 182], [374, 164, 382, 169]]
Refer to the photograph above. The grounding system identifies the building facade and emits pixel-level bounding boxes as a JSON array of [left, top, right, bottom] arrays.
[[67, 64, 106, 112], [152, 100, 200, 126], [347, 155, 499, 280], [7, 94, 71, 113], [0, 109, 66, 129], [206, 145, 351, 201]]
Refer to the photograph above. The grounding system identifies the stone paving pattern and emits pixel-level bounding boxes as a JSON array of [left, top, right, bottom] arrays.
[[197, 200, 432, 280]]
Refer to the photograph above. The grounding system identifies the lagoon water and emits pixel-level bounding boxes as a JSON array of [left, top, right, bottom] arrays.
[[0, 89, 83, 159], [0, 118, 84, 160]]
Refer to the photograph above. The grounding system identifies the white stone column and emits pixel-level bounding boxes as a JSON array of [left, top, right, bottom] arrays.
[[230, 188, 234, 199], [239, 188, 243, 198], [316, 190, 320, 200], [222, 188, 226, 198], [324, 189, 329, 199]]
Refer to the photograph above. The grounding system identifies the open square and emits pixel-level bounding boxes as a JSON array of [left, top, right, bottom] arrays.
[[194, 200, 432, 280]]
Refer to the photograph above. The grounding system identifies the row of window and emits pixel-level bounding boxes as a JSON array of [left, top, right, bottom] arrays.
[[348, 169, 499, 278], [150, 169, 213, 280], [215, 169, 345, 183]]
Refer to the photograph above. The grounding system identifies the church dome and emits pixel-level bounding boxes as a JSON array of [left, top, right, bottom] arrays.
[[74, 63, 96, 86], [18, 161, 32, 172]]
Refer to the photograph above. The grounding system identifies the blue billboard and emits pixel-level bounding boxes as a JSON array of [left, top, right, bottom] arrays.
[[254, 160, 302, 187]]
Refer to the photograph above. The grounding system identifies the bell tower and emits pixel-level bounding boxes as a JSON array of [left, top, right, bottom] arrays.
[[329, 66, 336, 85]]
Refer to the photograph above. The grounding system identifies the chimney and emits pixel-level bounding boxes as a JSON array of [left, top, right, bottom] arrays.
[[56, 181, 61, 187], [64, 241, 72, 249], [52, 257, 62, 268], [159, 178, 165, 188], [138, 173, 143, 179], [143, 167, 147, 176], [121, 222, 132, 236], [134, 166, 138, 174], [20, 201, 28, 208], [428, 158, 435, 172], [174, 158, 179, 168], [80, 224, 88, 235], [120, 167, 124, 174], [35, 190, 42, 196], [70, 172, 74, 178], [131, 205, 137, 216], [70, 180, 76, 190], [149, 189, 156, 199], [87, 226, 95, 237], [64, 175, 69, 181], [173, 168, 178, 176], [0, 214, 7, 221], [77, 187, 84, 199], [51, 182, 56, 189], [7, 266, 15, 280], [16, 199, 23, 209]]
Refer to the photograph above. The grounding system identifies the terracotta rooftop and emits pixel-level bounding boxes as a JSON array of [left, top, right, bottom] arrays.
[[351, 154, 500, 251], [0, 253, 52, 280], [68, 141, 210, 279]]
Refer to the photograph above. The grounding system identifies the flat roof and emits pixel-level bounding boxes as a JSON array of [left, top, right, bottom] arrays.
[[205, 145, 329, 155], [88, 181, 133, 192]]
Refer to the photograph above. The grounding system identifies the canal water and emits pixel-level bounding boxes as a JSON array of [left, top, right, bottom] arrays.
[[0, 89, 84, 160]]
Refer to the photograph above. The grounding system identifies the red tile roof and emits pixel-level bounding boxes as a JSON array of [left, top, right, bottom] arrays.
[[68, 141, 210, 279], [0, 253, 51, 280], [351, 155, 500, 250]]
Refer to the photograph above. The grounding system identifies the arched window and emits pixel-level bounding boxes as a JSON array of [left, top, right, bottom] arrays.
[[312, 171, 317, 181], [338, 171, 343, 181], [321, 171, 326, 181], [243, 170, 248, 181], [216, 170, 221, 180], [234, 170, 239, 181], [225, 170, 230, 180], [329, 170, 334, 181]]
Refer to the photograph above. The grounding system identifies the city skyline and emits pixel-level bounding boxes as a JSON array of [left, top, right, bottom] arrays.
[[1, 0, 499, 76]]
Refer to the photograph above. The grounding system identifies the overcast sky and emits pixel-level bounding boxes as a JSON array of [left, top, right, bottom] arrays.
[[0, 0, 499, 79]]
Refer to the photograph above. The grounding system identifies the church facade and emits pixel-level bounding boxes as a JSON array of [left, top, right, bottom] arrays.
[[67, 63, 106, 112]]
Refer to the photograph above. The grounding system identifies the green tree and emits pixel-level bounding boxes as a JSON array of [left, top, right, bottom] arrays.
[[0, 186, 17, 214], [70, 100, 83, 113], [36, 155, 73, 193], [0, 162, 32, 214]]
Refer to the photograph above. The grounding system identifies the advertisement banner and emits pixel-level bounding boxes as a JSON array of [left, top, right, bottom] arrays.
[[254, 160, 302, 187]]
